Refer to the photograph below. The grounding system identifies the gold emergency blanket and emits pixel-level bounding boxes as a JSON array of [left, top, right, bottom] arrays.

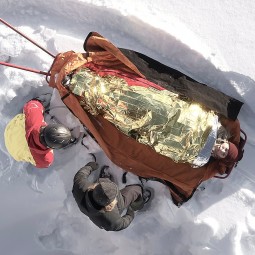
[[69, 68, 216, 164]]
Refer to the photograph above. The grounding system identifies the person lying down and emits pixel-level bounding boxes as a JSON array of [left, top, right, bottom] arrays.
[[62, 63, 238, 168]]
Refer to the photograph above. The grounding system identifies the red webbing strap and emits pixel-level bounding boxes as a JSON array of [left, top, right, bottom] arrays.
[[0, 61, 49, 75], [0, 18, 56, 58]]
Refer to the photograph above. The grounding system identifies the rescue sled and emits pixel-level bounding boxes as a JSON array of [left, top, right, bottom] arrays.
[[0, 19, 247, 206]]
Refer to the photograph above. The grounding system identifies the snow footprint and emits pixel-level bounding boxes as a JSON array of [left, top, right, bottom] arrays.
[[240, 207, 255, 255], [180, 217, 219, 255], [236, 188, 255, 207]]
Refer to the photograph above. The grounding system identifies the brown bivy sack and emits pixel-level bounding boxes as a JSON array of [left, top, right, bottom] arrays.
[[48, 32, 243, 206]]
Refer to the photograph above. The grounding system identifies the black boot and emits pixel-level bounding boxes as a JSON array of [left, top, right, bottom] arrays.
[[99, 165, 112, 180], [143, 189, 152, 204]]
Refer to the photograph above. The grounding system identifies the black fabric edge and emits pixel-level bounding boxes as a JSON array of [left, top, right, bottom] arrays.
[[83, 31, 94, 52], [119, 48, 244, 120]]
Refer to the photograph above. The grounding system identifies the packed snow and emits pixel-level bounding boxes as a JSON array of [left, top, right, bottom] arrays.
[[0, 0, 255, 254]]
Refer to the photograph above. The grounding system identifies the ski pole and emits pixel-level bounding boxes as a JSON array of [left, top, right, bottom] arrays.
[[0, 61, 49, 75], [0, 18, 56, 58]]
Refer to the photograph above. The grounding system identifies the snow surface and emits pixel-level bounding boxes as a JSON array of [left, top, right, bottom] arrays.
[[1, 0, 255, 254]]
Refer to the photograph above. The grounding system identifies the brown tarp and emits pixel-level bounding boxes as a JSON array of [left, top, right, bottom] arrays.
[[48, 32, 241, 205]]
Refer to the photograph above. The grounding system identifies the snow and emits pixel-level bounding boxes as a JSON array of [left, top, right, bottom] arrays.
[[0, 0, 255, 254]]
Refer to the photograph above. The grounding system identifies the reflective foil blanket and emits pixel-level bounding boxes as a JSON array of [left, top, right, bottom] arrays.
[[69, 67, 216, 164]]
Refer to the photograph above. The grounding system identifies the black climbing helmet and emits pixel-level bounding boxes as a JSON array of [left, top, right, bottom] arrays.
[[40, 124, 73, 149]]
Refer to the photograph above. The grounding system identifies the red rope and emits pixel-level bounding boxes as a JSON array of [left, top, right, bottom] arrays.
[[0, 18, 56, 58], [0, 61, 49, 75]]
